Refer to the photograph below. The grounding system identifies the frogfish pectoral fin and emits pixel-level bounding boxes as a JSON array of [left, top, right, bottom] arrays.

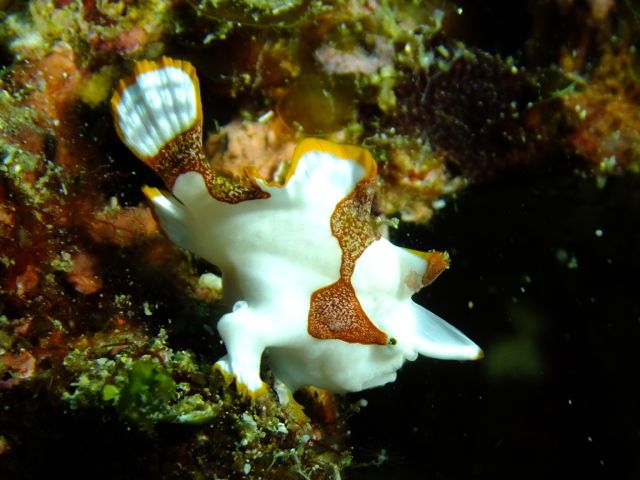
[[411, 302, 483, 360], [142, 186, 195, 252]]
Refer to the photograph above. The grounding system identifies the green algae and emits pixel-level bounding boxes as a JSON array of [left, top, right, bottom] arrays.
[[115, 357, 177, 425], [58, 325, 350, 477]]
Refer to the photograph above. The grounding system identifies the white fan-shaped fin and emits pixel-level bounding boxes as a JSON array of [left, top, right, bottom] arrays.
[[411, 303, 483, 360], [115, 65, 198, 158]]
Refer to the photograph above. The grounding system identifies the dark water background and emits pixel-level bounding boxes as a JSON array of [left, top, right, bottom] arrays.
[[347, 168, 640, 479], [345, 2, 640, 477]]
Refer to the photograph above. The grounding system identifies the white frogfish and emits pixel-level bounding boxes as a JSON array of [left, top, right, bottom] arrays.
[[111, 57, 482, 395]]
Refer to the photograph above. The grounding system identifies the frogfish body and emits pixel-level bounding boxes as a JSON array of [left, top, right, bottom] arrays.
[[111, 57, 481, 395]]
